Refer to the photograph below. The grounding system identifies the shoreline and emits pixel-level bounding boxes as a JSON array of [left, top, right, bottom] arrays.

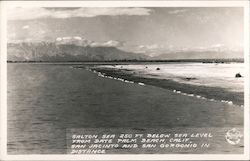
[[85, 66, 244, 107]]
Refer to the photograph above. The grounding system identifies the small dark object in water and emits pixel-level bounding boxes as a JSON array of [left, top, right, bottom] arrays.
[[185, 77, 197, 81], [235, 73, 242, 78], [156, 68, 160, 70], [73, 66, 84, 69], [145, 66, 148, 68], [132, 127, 146, 131]]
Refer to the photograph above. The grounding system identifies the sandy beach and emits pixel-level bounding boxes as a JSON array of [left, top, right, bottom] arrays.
[[89, 63, 244, 106]]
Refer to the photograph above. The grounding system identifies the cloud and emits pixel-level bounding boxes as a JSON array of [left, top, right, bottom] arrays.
[[146, 44, 159, 49], [55, 36, 122, 47], [102, 40, 121, 47], [56, 36, 89, 46], [90, 40, 122, 47], [73, 36, 82, 40], [19, 22, 51, 41], [8, 7, 152, 20], [22, 25, 30, 29], [138, 44, 160, 50], [168, 9, 187, 15]]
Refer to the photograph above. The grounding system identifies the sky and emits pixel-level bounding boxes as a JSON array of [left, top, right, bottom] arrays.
[[7, 7, 244, 55]]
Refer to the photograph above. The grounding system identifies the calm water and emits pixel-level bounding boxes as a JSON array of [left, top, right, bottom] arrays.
[[7, 63, 243, 154]]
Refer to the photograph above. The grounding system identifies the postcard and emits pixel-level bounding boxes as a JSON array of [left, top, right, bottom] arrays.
[[0, 1, 249, 160]]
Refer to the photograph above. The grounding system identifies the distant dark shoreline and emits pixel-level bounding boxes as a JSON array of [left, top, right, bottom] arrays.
[[7, 58, 244, 64]]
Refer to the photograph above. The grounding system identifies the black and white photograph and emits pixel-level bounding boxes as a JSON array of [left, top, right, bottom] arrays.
[[0, 1, 249, 160]]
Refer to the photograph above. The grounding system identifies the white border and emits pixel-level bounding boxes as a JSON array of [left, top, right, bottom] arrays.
[[0, 1, 249, 160], [0, 1, 7, 161], [243, 1, 250, 157]]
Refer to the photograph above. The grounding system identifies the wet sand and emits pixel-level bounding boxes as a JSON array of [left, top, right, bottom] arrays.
[[89, 66, 244, 106]]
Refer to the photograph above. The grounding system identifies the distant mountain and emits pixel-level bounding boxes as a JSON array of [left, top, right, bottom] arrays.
[[7, 42, 148, 61], [7, 41, 243, 62], [153, 50, 243, 60]]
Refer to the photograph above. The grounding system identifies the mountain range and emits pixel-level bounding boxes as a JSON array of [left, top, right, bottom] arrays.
[[7, 40, 243, 62], [7, 42, 148, 62]]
